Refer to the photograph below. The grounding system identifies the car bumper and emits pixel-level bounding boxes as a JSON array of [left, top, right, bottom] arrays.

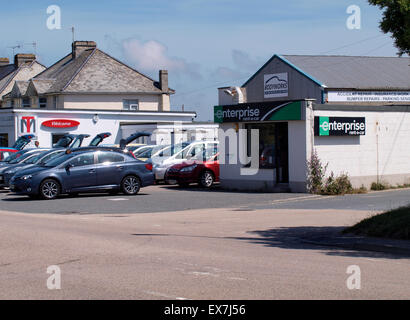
[[165, 170, 197, 185], [9, 178, 35, 195], [154, 167, 168, 180]]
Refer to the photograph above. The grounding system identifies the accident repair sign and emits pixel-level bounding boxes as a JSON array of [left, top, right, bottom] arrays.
[[314, 116, 366, 136]]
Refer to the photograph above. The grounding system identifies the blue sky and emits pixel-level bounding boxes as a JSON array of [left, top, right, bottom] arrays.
[[0, 0, 403, 120]]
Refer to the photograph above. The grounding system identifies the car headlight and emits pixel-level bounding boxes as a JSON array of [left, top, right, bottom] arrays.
[[21, 174, 33, 180], [180, 164, 197, 172]]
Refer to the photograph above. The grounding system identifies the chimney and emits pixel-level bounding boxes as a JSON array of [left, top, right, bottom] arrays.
[[14, 54, 36, 67], [72, 41, 97, 59], [0, 58, 10, 66], [159, 70, 168, 92]]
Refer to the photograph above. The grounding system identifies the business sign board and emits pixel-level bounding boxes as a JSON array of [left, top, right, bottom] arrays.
[[327, 91, 410, 102], [314, 116, 365, 136], [214, 101, 302, 123], [264, 73, 288, 98], [42, 119, 80, 128], [18, 115, 37, 135]]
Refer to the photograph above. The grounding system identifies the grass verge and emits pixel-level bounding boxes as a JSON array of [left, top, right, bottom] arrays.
[[344, 206, 410, 240]]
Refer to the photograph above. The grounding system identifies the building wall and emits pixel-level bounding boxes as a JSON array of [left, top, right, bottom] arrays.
[[307, 106, 410, 188], [62, 94, 162, 111], [244, 56, 323, 103]]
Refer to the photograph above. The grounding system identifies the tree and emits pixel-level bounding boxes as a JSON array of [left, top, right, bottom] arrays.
[[368, 0, 410, 56]]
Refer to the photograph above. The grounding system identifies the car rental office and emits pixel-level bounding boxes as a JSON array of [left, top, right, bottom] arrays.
[[215, 54, 410, 192]]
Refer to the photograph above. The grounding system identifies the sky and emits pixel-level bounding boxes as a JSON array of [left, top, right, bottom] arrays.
[[0, 0, 405, 120]]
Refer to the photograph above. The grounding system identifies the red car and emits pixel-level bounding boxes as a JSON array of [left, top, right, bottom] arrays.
[[0, 148, 18, 161], [165, 151, 219, 188]]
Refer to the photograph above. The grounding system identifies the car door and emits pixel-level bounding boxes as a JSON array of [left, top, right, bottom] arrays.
[[64, 153, 97, 191], [95, 151, 125, 187]]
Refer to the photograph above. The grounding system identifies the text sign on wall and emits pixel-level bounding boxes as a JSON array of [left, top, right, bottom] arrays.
[[314, 116, 366, 136], [264, 73, 288, 98], [42, 119, 80, 128], [327, 91, 410, 102]]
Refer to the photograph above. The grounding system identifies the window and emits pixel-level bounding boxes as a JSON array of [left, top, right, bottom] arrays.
[[22, 98, 30, 108], [53, 96, 57, 109], [39, 97, 47, 108], [52, 134, 70, 147], [69, 153, 95, 167], [123, 99, 139, 111], [97, 152, 124, 164], [0, 133, 8, 147]]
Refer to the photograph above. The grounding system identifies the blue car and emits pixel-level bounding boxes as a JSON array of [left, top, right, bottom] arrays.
[[9, 149, 154, 199], [1, 149, 66, 187]]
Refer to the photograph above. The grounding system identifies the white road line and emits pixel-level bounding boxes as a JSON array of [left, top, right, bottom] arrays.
[[144, 291, 190, 300], [271, 195, 329, 204], [107, 198, 129, 201]]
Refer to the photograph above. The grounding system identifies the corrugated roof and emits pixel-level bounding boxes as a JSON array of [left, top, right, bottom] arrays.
[[282, 55, 410, 90]]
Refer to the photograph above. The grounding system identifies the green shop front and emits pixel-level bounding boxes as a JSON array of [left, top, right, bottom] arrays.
[[214, 100, 309, 192]]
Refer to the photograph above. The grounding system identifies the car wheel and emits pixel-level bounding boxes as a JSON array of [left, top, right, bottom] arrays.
[[39, 179, 60, 200], [199, 170, 214, 188], [121, 175, 140, 195]]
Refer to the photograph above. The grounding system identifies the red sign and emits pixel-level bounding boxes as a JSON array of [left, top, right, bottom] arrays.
[[42, 119, 80, 128]]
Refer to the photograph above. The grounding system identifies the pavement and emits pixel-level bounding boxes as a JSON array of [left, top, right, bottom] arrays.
[[0, 186, 409, 299]]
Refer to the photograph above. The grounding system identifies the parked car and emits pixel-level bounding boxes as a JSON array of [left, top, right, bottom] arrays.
[[0, 148, 18, 161], [1, 149, 66, 187], [133, 144, 170, 162], [9, 149, 155, 200], [0, 149, 48, 187], [165, 148, 219, 188], [154, 141, 219, 182], [12, 134, 36, 150], [150, 142, 191, 165]]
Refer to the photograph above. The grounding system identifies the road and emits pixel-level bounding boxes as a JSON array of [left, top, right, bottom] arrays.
[[1, 184, 410, 214], [0, 186, 409, 299]]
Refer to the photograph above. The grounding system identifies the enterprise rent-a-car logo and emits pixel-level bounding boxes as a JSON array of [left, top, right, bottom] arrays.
[[214, 105, 260, 123], [316, 116, 366, 136]]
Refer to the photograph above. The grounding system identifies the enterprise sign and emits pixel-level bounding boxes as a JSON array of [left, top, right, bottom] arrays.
[[214, 101, 302, 123], [314, 116, 365, 136]]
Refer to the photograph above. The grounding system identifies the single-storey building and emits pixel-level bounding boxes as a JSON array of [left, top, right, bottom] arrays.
[[216, 54, 410, 192]]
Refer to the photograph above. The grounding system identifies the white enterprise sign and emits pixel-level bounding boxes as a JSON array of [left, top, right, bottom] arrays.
[[328, 91, 410, 102], [264, 73, 288, 98]]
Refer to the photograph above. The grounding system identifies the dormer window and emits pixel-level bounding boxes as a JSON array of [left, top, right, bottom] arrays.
[[22, 98, 30, 108], [39, 97, 47, 108]]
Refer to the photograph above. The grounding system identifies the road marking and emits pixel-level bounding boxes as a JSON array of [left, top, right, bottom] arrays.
[[107, 198, 129, 201], [271, 195, 330, 204], [144, 291, 190, 300]]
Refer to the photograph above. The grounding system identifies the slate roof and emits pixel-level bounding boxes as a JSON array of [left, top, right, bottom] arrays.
[[33, 48, 174, 94], [282, 55, 410, 90], [243, 54, 410, 90], [0, 64, 18, 93]]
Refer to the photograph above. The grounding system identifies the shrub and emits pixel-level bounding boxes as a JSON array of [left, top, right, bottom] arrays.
[[307, 149, 327, 194], [371, 182, 388, 191], [322, 172, 353, 195]]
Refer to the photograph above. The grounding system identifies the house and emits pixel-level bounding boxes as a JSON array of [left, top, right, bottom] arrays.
[[0, 54, 45, 108]]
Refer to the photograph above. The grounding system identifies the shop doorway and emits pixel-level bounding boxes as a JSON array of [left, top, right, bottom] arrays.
[[246, 122, 289, 184]]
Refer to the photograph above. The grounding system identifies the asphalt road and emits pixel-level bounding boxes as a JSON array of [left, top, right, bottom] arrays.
[[0, 187, 409, 299], [1, 185, 410, 214]]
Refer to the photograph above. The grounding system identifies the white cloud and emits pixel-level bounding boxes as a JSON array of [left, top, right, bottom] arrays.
[[122, 38, 202, 80]]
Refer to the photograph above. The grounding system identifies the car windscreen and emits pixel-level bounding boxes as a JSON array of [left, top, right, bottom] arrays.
[[38, 151, 65, 165], [42, 152, 76, 167], [12, 137, 30, 150], [9, 152, 38, 164], [22, 152, 48, 164], [2, 151, 25, 163]]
